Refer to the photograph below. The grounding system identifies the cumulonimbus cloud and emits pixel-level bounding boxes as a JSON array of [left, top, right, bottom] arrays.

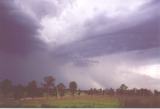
[[0, 0, 160, 90]]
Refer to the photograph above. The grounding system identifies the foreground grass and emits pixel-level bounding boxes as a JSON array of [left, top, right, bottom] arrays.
[[0, 95, 120, 108], [118, 95, 160, 108], [49, 96, 120, 108], [1, 95, 160, 108]]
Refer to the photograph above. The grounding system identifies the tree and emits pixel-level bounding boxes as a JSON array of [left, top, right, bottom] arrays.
[[78, 89, 81, 96], [13, 84, 25, 100], [108, 88, 115, 96], [119, 84, 128, 90], [42, 76, 55, 97], [0, 79, 13, 98], [57, 83, 65, 97], [27, 80, 38, 98], [69, 81, 77, 96]]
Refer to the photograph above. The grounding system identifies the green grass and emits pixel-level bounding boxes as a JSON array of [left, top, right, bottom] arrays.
[[1, 95, 160, 108], [46, 96, 120, 108], [0, 95, 120, 108]]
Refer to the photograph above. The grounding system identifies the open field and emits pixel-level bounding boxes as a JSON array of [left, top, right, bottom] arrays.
[[0, 95, 120, 108], [1, 95, 160, 108]]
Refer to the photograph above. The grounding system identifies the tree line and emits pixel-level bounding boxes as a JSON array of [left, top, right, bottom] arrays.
[[0, 76, 160, 100], [0, 76, 78, 100], [87, 84, 160, 96]]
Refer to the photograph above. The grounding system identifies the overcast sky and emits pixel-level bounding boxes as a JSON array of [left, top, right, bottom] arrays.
[[0, 0, 160, 89]]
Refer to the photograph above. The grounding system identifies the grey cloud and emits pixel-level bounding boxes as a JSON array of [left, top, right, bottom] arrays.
[[97, 70, 160, 90], [55, 48, 160, 89], [0, 0, 160, 90], [0, 0, 49, 83], [51, 0, 160, 60], [16, 0, 73, 19], [51, 16, 159, 64], [17, 0, 58, 19], [0, 51, 54, 84], [0, 0, 46, 55], [48, 0, 160, 89]]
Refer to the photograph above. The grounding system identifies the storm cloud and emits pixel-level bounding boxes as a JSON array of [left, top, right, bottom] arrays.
[[0, 0, 46, 54], [0, 0, 49, 83], [0, 0, 160, 89]]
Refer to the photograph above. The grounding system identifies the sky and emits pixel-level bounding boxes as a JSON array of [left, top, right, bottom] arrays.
[[0, 0, 160, 90]]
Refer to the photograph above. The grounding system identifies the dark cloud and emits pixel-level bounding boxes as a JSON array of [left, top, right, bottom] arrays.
[[0, 0, 160, 90], [0, 51, 55, 84], [0, 0, 46, 55], [0, 0, 48, 83], [147, 0, 160, 6], [51, 13, 160, 61]]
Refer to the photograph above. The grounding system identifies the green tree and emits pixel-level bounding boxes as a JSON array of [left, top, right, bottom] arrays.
[[119, 84, 128, 90], [57, 83, 65, 97], [42, 76, 55, 97], [27, 80, 38, 98], [14, 84, 25, 100], [0, 79, 13, 98], [69, 81, 77, 96]]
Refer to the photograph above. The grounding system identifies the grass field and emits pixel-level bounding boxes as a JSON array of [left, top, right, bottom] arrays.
[[1, 95, 160, 108], [0, 95, 120, 108]]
